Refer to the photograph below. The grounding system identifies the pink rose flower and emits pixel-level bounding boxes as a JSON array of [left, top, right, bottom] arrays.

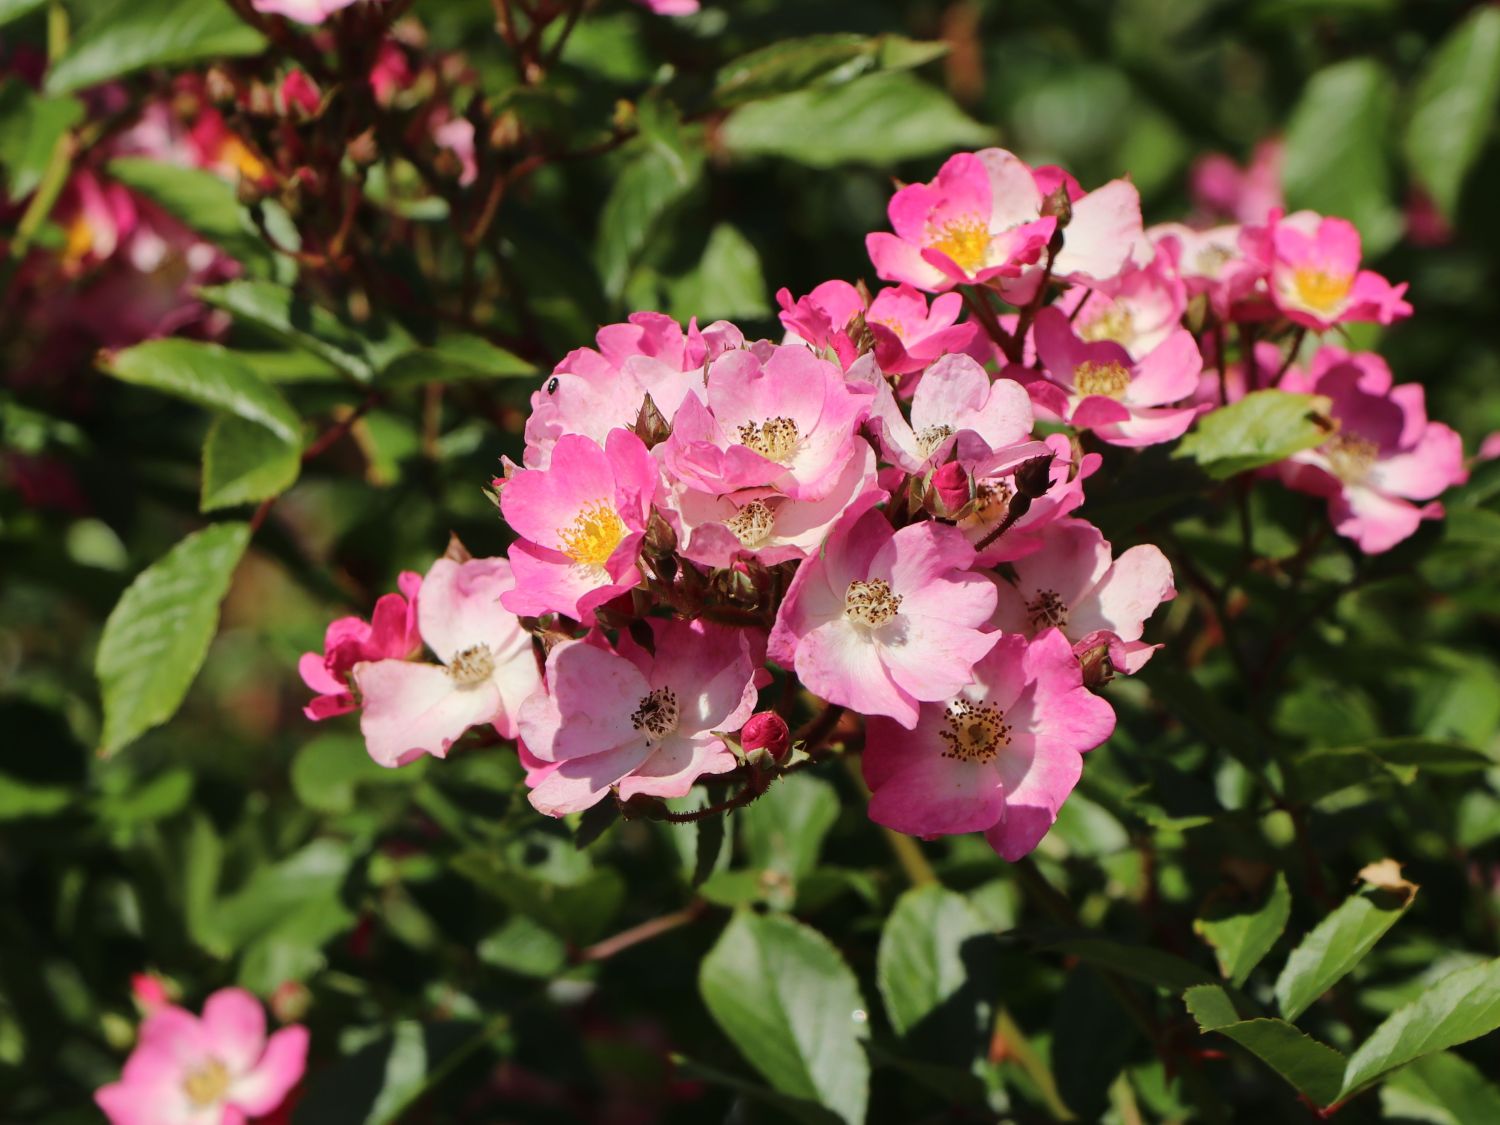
[[635, 0, 699, 13], [1149, 221, 1266, 322], [991, 519, 1175, 674], [95, 988, 308, 1125], [865, 150, 1057, 292], [864, 353, 1039, 474], [299, 570, 422, 720], [1276, 349, 1466, 553], [1056, 249, 1188, 361], [1190, 139, 1284, 225], [1025, 306, 1203, 447], [501, 429, 659, 621], [776, 281, 981, 377], [662, 443, 884, 568], [661, 343, 871, 501], [353, 557, 540, 766], [768, 496, 998, 728], [1266, 211, 1412, 331], [958, 433, 1100, 564], [251, 0, 361, 25], [518, 618, 761, 815], [862, 629, 1116, 860], [524, 313, 743, 468]]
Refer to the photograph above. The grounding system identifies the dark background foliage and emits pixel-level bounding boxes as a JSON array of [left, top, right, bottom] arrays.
[[3, 0, 1500, 1121]]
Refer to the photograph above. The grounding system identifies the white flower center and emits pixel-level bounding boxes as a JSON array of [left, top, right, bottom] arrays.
[[939, 700, 1010, 764], [631, 687, 680, 742], [182, 1058, 230, 1109], [1074, 360, 1131, 399], [737, 417, 801, 463], [915, 424, 956, 459], [727, 499, 775, 548], [1323, 432, 1379, 484], [845, 578, 902, 628], [1026, 588, 1069, 630], [449, 644, 495, 687]]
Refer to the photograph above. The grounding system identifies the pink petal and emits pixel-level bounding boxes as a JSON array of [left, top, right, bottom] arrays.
[[227, 1025, 308, 1116], [199, 989, 265, 1077], [354, 660, 499, 767]]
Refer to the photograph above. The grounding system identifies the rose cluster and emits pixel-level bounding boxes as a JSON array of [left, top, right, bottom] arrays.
[[302, 145, 1465, 861]]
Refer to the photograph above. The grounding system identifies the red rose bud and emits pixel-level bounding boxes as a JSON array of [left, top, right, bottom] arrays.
[[741, 712, 791, 761], [130, 973, 171, 1015], [279, 70, 322, 119], [930, 461, 971, 516]]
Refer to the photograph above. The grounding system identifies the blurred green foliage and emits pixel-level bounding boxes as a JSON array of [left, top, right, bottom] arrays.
[[2, 0, 1500, 1121]]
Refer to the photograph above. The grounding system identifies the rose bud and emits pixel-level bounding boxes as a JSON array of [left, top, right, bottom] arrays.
[[741, 711, 791, 762], [930, 461, 971, 517], [279, 69, 322, 119]]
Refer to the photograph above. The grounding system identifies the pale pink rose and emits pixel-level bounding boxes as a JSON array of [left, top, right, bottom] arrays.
[[767, 496, 999, 729], [95, 988, 308, 1125], [635, 0, 699, 12], [995, 157, 1146, 305], [299, 571, 421, 720], [252, 0, 362, 25], [661, 344, 871, 502], [1190, 139, 1284, 225], [1056, 249, 1187, 361], [1478, 433, 1500, 462], [433, 112, 477, 187], [662, 442, 884, 568], [1276, 349, 1466, 553], [1026, 306, 1203, 447], [1266, 211, 1411, 331], [353, 557, 540, 766], [863, 353, 1040, 474], [1149, 221, 1266, 321], [776, 281, 981, 377], [501, 429, 659, 621], [865, 150, 1057, 292], [958, 433, 1101, 565], [862, 629, 1116, 860], [523, 313, 743, 468], [991, 519, 1175, 674], [518, 618, 761, 815]]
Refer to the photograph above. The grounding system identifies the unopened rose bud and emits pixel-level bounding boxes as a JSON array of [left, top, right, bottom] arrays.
[[279, 69, 322, 119], [271, 980, 311, 1024], [131, 973, 171, 1015], [205, 68, 237, 107], [1014, 454, 1055, 500], [634, 393, 672, 448], [930, 461, 971, 517], [741, 712, 790, 761], [1040, 184, 1072, 228], [347, 128, 379, 166], [644, 509, 677, 558]]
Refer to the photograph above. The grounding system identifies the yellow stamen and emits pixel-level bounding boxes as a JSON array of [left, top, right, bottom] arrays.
[[182, 1058, 230, 1109], [938, 700, 1011, 764], [1074, 360, 1131, 399], [558, 502, 626, 568], [845, 578, 902, 628], [1323, 432, 1378, 484], [927, 215, 990, 273], [738, 417, 801, 463], [1290, 267, 1353, 315]]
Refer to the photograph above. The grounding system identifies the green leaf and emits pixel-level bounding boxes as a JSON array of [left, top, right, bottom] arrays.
[[94, 523, 251, 754], [666, 223, 770, 322], [102, 339, 299, 441], [0, 0, 47, 29], [1380, 1050, 1500, 1125], [1295, 738, 1494, 802], [0, 80, 82, 201], [877, 885, 993, 1063], [700, 911, 870, 1124], [1340, 958, 1500, 1099], [1176, 390, 1333, 480], [596, 115, 705, 299], [1185, 984, 1347, 1107], [477, 915, 567, 979], [721, 71, 992, 169], [378, 331, 535, 388], [202, 280, 407, 383], [1282, 59, 1402, 254], [739, 773, 839, 908], [1196, 872, 1291, 987], [107, 157, 263, 263], [711, 33, 949, 109], [200, 414, 300, 512], [1404, 8, 1500, 221], [1274, 879, 1418, 1021], [1045, 937, 1217, 993], [291, 733, 426, 815], [692, 810, 725, 888], [46, 0, 266, 95]]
